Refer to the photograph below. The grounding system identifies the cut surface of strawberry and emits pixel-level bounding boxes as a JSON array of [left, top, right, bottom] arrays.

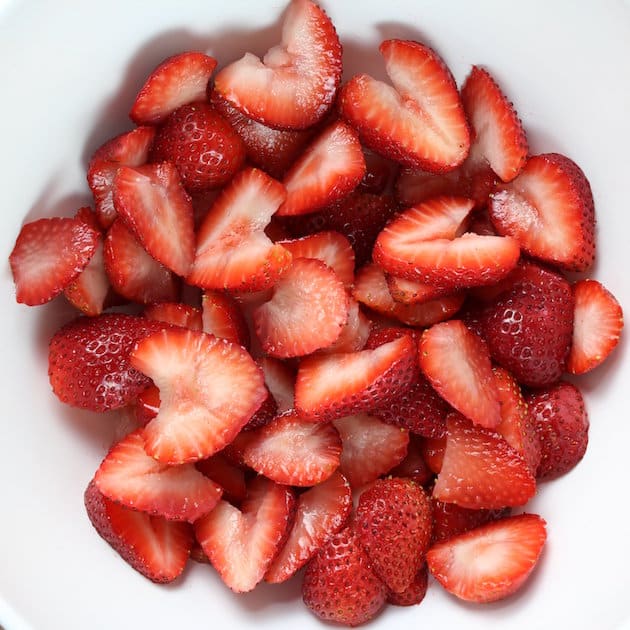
[[320, 297, 371, 355], [144, 302, 203, 330], [259, 357, 296, 413], [214, 0, 342, 130], [130, 327, 266, 464], [426, 513, 547, 603], [201, 290, 250, 346], [431, 498, 510, 544], [195, 453, 247, 504]]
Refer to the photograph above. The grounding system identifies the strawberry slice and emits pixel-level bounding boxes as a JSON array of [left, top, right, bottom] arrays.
[[113, 163, 195, 277], [130, 51, 217, 125], [9, 217, 99, 306], [241, 386, 278, 431], [431, 499, 510, 544], [253, 258, 349, 358], [201, 290, 250, 346], [214, 0, 342, 130], [373, 196, 520, 290], [230, 411, 342, 486], [135, 385, 160, 427], [567, 279, 624, 374], [339, 39, 470, 173], [419, 320, 501, 429], [395, 166, 466, 208], [387, 564, 429, 607], [488, 153, 595, 271], [359, 147, 400, 194], [195, 453, 247, 504], [187, 168, 292, 291], [295, 335, 419, 422], [333, 413, 409, 488], [276, 121, 365, 216], [94, 429, 222, 522], [259, 357, 296, 413], [194, 476, 296, 593], [433, 413, 536, 509], [103, 219, 179, 305], [320, 297, 371, 355], [390, 436, 435, 486], [387, 274, 452, 305], [84, 480, 192, 584], [265, 471, 352, 583], [460, 66, 528, 182], [130, 327, 266, 464], [419, 435, 447, 475], [144, 302, 202, 330], [426, 513, 547, 602]]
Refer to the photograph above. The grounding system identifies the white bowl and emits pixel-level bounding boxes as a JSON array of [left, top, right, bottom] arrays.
[[1, 0, 629, 628]]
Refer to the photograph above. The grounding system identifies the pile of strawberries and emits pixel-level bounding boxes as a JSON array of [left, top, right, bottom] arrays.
[[8, 0, 624, 626]]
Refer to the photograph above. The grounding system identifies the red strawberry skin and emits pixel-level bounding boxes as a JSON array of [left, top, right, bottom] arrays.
[[431, 498, 510, 544], [387, 564, 429, 607]]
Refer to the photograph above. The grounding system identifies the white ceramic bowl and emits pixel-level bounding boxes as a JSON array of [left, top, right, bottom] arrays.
[[1, 1, 629, 628]]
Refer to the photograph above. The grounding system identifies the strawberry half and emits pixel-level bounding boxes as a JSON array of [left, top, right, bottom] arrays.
[[387, 274, 452, 305], [84, 480, 192, 584], [320, 297, 371, 355], [426, 513, 547, 603], [339, 39, 470, 173], [431, 499, 510, 544], [187, 167, 292, 291], [195, 453, 247, 504], [214, 0, 342, 130], [259, 357, 296, 413], [194, 476, 296, 593], [144, 302, 203, 330], [130, 327, 266, 464], [489, 153, 596, 271], [94, 429, 222, 522], [201, 290, 250, 346]]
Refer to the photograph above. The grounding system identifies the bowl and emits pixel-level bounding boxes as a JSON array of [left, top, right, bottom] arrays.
[[1, 0, 629, 628]]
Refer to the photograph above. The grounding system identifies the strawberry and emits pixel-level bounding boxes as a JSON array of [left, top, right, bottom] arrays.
[[195, 453, 247, 504], [477, 261, 574, 387], [426, 513, 547, 603], [387, 274, 452, 305], [488, 153, 596, 271], [302, 524, 388, 626], [94, 429, 222, 522], [201, 290, 250, 346], [253, 258, 349, 358], [355, 477, 433, 593], [387, 564, 428, 607], [526, 381, 589, 481], [130, 51, 217, 125], [48, 313, 165, 412], [259, 357, 296, 413], [84, 480, 192, 584], [395, 166, 466, 208], [333, 413, 409, 488], [241, 387, 278, 431], [320, 297, 371, 355], [364, 325, 422, 350], [373, 196, 520, 291], [113, 162, 195, 277], [295, 334, 419, 422], [431, 499, 510, 544], [103, 219, 179, 305], [359, 148, 400, 195], [187, 168, 292, 291], [419, 436, 446, 475], [135, 385, 160, 427], [433, 413, 536, 509], [149, 102, 245, 192], [339, 39, 470, 173], [353, 263, 465, 327], [389, 436, 435, 486], [419, 320, 501, 429], [144, 302, 203, 330], [460, 65, 528, 182], [265, 471, 352, 583], [130, 327, 266, 464], [9, 217, 99, 306], [276, 121, 365, 216], [567, 279, 624, 374], [230, 411, 342, 486], [194, 476, 296, 593], [214, 0, 342, 130]]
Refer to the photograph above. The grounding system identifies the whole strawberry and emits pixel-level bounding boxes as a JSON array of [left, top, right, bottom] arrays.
[[150, 102, 245, 192]]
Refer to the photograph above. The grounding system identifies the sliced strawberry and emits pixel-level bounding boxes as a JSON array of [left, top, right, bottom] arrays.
[[214, 0, 342, 130], [433, 413, 536, 509], [253, 258, 349, 358], [387, 275, 452, 305], [130, 327, 266, 464], [395, 166, 466, 207], [387, 564, 429, 607], [333, 413, 409, 488], [302, 524, 387, 626], [276, 121, 365, 216], [295, 335, 419, 422], [339, 40, 470, 173], [94, 429, 222, 522], [355, 477, 433, 593], [364, 325, 422, 350], [48, 314, 165, 412], [187, 168, 292, 291], [432, 499, 510, 544], [359, 147, 400, 194], [461, 66, 528, 182], [567, 279, 624, 374], [195, 453, 247, 504], [135, 385, 160, 427], [419, 435, 446, 475], [259, 357, 296, 413], [278, 230, 355, 288], [489, 153, 595, 271], [84, 480, 192, 584], [103, 219, 179, 305], [144, 302, 202, 330], [389, 436, 435, 486], [320, 297, 371, 355], [130, 51, 217, 125], [194, 476, 296, 593], [113, 163, 195, 276], [419, 320, 501, 429], [241, 387, 278, 431], [9, 217, 99, 306], [353, 263, 465, 327], [201, 290, 250, 346], [265, 471, 352, 583], [373, 196, 520, 290], [426, 513, 547, 602]]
